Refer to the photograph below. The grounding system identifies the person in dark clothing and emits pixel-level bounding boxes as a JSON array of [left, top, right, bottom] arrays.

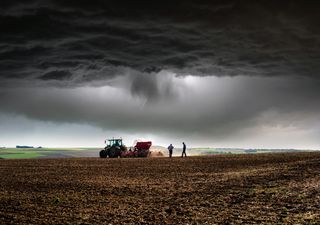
[[182, 142, 187, 157], [168, 144, 174, 158]]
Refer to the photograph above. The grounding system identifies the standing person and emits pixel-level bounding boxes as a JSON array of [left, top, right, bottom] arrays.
[[182, 142, 187, 157], [168, 144, 174, 158]]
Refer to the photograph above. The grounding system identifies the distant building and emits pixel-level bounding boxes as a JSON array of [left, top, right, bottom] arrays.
[[16, 146, 34, 148]]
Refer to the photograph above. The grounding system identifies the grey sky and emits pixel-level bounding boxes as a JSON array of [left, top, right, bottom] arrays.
[[0, 0, 319, 148]]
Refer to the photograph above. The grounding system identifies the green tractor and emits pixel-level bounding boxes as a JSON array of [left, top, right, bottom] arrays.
[[99, 138, 127, 158]]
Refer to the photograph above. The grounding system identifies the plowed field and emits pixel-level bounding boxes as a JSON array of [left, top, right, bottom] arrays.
[[1, 153, 320, 224]]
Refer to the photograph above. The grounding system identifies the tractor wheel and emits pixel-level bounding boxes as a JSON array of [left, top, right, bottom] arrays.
[[99, 149, 107, 158], [108, 146, 117, 158]]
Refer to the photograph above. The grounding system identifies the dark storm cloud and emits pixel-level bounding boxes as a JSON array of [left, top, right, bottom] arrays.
[[1, 0, 319, 88], [1, 0, 320, 148], [39, 70, 72, 80]]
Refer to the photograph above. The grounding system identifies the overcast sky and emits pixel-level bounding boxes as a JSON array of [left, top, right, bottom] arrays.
[[1, 0, 320, 149]]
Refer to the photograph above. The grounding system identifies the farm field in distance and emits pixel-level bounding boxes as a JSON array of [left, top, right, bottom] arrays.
[[0, 148, 100, 159], [1, 146, 317, 159], [1, 152, 319, 224]]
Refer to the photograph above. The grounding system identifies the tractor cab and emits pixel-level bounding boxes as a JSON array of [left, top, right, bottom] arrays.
[[105, 138, 123, 147]]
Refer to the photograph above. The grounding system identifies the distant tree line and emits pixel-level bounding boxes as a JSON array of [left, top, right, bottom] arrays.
[[16, 146, 42, 149]]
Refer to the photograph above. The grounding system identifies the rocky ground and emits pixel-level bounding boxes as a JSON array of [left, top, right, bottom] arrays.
[[1, 152, 320, 224]]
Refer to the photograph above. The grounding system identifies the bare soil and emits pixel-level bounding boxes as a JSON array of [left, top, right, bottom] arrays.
[[1, 152, 320, 224]]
